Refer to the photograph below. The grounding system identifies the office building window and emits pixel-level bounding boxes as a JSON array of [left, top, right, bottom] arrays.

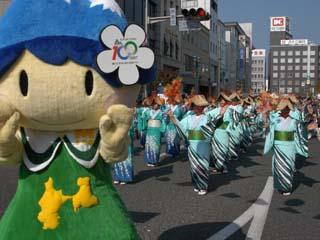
[[288, 51, 293, 56], [310, 72, 315, 78], [303, 51, 308, 55], [295, 87, 300, 93], [295, 65, 300, 71], [280, 51, 286, 56], [273, 65, 278, 71], [310, 51, 316, 55], [184, 54, 194, 71], [280, 72, 286, 78], [295, 58, 301, 63], [273, 58, 278, 63], [280, 65, 286, 71], [311, 80, 315, 86], [273, 51, 279, 56], [279, 87, 285, 93], [288, 73, 293, 78], [310, 65, 315, 70], [273, 72, 278, 78], [272, 80, 278, 86], [310, 58, 315, 63], [295, 51, 301, 56], [280, 58, 285, 63], [288, 65, 293, 71], [302, 58, 308, 63], [288, 58, 293, 63], [295, 80, 300, 86], [295, 72, 300, 78], [302, 73, 307, 78], [303, 65, 308, 70]]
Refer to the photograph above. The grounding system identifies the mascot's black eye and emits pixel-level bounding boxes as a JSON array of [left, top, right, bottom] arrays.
[[85, 70, 94, 96], [19, 70, 28, 96]]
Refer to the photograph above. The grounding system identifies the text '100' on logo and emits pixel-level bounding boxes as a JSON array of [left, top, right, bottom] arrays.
[[112, 39, 138, 61]]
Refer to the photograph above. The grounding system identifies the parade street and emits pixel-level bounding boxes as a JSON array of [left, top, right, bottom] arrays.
[[0, 137, 319, 240]]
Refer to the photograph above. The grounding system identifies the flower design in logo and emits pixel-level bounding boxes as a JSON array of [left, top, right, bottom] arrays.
[[97, 24, 155, 85]]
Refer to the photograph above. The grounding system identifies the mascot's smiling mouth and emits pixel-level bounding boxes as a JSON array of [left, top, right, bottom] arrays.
[[31, 118, 85, 126]]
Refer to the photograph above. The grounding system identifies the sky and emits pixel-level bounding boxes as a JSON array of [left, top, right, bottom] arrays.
[[219, 0, 320, 50]]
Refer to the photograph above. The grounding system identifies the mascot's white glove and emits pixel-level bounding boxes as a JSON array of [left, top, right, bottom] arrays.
[[99, 104, 133, 164], [0, 100, 23, 165]]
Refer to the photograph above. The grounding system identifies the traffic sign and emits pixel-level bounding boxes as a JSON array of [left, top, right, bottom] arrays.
[[178, 19, 201, 31], [169, 8, 176, 26]]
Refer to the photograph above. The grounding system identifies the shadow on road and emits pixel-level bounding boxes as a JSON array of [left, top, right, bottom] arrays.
[[129, 211, 160, 223], [134, 165, 174, 183], [158, 149, 188, 167], [208, 174, 253, 192], [292, 171, 320, 192], [158, 222, 247, 240]]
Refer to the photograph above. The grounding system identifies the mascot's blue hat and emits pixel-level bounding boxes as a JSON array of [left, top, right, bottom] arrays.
[[0, 0, 155, 87]]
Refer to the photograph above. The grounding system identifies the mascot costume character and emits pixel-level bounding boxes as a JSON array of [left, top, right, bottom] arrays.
[[0, 0, 155, 239]]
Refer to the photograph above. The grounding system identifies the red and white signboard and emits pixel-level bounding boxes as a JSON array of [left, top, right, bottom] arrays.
[[270, 17, 290, 32]]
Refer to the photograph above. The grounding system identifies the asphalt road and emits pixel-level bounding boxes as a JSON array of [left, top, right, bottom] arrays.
[[0, 138, 319, 240]]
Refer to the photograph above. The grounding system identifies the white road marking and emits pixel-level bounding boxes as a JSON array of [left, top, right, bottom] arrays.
[[207, 177, 274, 240]]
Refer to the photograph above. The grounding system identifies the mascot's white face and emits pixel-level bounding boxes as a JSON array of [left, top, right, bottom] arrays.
[[0, 50, 140, 131]]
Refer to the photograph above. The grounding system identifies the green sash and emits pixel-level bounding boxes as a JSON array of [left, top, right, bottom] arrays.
[[188, 130, 205, 140], [217, 121, 229, 130], [274, 131, 294, 141]]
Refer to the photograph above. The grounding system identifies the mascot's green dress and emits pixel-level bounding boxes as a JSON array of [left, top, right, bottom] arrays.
[[0, 0, 155, 239]]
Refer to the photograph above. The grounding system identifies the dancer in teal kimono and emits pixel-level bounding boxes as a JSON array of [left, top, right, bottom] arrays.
[[206, 93, 234, 173], [136, 104, 150, 148], [166, 102, 183, 157], [169, 95, 211, 195], [264, 99, 302, 196], [228, 94, 244, 161], [144, 98, 166, 167], [113, 123, 135, 184], [289, 96, 309, 158], [240, 98, 254, 151]]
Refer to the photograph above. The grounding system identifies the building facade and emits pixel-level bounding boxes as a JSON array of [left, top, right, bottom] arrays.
[[180, 26, 210, 95], [217, 19, 227, 94], [251, 49, 266, 94], [224, 22, 252, 93], [269, 16, 320, 95]]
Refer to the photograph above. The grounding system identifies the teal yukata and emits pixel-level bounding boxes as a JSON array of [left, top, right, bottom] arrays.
[[241, 106, 255, 149], [228, 105, 244, 161], [290, 108, 309, 158], [174, 114, 211, 191], [165, 104, 183, 157], [136, 107, 150, 148], [205, 106, 235, 172], [144, 109, 166, 165], [264, 111, 304, 193], [113, 124, 135, 183]]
